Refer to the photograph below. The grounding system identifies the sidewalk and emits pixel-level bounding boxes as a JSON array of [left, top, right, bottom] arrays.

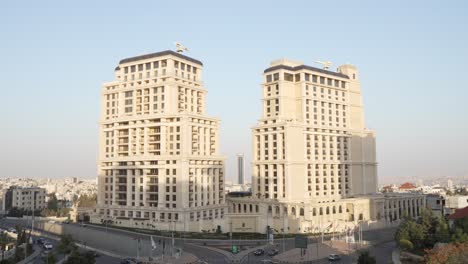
[[392, 248, 401, 264]]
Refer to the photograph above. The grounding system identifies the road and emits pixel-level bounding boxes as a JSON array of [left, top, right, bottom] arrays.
[[0, 220, 121, 264], [368, 241, 396, 264], [1, 218, 397, 263]]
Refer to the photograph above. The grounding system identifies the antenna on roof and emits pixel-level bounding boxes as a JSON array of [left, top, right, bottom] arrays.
[[314, 60, 332, 70], [175, 42, 189, 53]]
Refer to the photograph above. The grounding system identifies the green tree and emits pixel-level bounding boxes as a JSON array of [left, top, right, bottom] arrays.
[[419, 209, 435, 233], [43, 252, 56, 264], [64, 249, 96, 264], [47, 193, 59, 211], [453, 218, 468, 234], [451, 228, 468, 243], [396, 218, 426, 248], [58, 234, 76, 254], [357, 251, 376, 264], [434, 217, 450, 243]]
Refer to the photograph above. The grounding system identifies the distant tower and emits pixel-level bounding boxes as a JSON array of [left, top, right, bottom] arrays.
[[447, 179, 453, 190], [237, 154, 245, 185], [416, 179, 423, 187]]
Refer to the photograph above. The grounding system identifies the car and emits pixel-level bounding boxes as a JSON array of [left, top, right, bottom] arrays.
[[268, 249, 279, 256], [328, 254, 341, 261], [253, 249, 265, 256], [43, 243, 53, 250], [8, 228, 16, 233], [37, 238, 46, 244], [63, 220, 70, 224]]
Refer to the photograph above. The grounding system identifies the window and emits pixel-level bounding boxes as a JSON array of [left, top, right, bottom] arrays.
[[284, 73, 293, 82], [273, 73, 279, 81], [266, 75, 272, 82]]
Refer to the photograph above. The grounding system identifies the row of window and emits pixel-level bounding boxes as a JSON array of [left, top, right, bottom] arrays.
[[265, 72, 347, 89]]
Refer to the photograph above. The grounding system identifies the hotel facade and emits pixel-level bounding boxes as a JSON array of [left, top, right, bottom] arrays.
[[225, 59, 425, 234], [93, 51, 425, 233], [93, 51, 225, 232]]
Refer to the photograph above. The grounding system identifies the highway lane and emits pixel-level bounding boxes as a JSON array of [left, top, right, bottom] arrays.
[[0, 219, 121, 264], [183, 243, 229, 263], [2, 218, 397, 264], [1, 218, 222, 262]]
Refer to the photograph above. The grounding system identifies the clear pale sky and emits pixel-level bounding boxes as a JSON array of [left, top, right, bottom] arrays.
[[1, 1, 467, 184]]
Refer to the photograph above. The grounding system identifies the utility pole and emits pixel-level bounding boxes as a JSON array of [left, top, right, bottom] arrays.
[[135, 237, 141, 260], [171, 228, 174, 257], [230, 221, 233, 251]]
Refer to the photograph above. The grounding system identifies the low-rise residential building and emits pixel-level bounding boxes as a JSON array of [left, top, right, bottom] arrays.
[[426, 194, 446, 216], [445, 195, 468, 214], [2, 186, 47, 211]]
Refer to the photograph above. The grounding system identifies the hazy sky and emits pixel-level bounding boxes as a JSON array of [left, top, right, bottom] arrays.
[[1, 1, 467, 184]]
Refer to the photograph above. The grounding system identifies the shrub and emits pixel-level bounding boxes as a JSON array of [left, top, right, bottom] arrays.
[[399, 239, 414, 251]]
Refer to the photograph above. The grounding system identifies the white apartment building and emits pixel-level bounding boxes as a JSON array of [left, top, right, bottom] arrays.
[[226, 59, 424, 234], [2, 186, 47, 211], [93, 50, 226, 232], [445, 195, 468, 214]]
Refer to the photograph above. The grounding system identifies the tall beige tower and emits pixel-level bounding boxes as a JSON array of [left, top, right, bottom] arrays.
[[226, 58, 423, 235], [95, 50, 225, 231], [251, 59, 377, 204]]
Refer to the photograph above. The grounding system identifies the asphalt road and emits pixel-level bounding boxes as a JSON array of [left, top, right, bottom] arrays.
[[0, 220, 121, 264], [1, 218, 397, 264]]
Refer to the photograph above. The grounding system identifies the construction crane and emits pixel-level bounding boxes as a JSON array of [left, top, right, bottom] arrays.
[[175, 42, 189, 53], [314, 60, 332, 70]]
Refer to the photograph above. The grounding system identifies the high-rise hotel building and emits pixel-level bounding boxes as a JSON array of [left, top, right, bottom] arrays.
[[226, 59, 425, 234], [252, 59, 377, 202], [94, 51, 226, 231]]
